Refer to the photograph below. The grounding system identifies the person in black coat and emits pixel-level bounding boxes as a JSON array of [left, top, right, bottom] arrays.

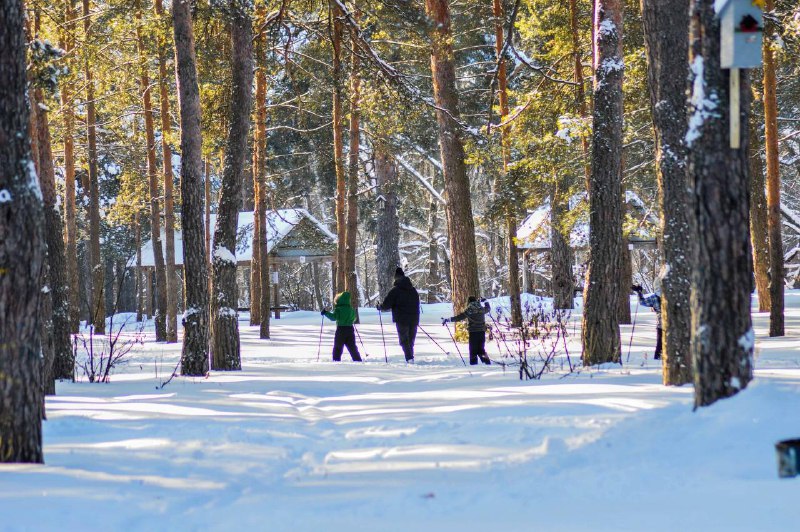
[[377, 267, 420, 363]]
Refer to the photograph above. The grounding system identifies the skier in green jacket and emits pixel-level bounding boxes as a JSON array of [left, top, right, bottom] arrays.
[[322, 291, 362, 362]]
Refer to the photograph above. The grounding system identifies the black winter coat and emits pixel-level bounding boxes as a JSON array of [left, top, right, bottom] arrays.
[[379, 276, 420, 324]]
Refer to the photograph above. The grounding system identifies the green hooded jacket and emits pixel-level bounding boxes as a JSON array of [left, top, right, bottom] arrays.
[[324, 291, 357, 326]]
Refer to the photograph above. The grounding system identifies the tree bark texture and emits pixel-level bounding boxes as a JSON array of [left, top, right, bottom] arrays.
[[569, 0, 591, 188], [345, 28, 361, 318], [137, 22, 168, 341], [34, 87, 73, 383], [330, 0, 346, 293], [173, 0, 209, 375], [135, 210, 144, 322], [618, 190, 631, 325], [748, 96, 770, 312], [551, 189, 575, 310], [155, 0, 178, 342], [762, 0, 783, 336], [27, 89, 55, 396], [375, 145, 401, 299], [424, 0, 481, 312], [0, 0, 45, 462], [250, 23, 266, 327], [582, 0, 623, 365], [641, 0, 694, 385], [687, 0, 754, 408], [211, 1, 253, 370], [493, 0, 522, 326], [427, 193, 439, 304], [256, 25, 271, 339], [83, 0, 105, 334], [60, 0, 80, 333]]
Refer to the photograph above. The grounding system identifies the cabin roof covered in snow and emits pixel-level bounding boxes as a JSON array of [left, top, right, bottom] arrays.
[[516, 191, 657, 250], [130, 209, 336, 268]]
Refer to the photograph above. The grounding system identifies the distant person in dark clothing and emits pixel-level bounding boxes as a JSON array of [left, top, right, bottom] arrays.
[[632, 284, 662, 360], [443, 296, 491, 365], [322, 291, 362, 362], [377, 267, 420, 363]]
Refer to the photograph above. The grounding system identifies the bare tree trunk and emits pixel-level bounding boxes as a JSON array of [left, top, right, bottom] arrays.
[[0, 0, 45, 462], [60, 0, 80, 333], [642, 0, 694, 385], [154, 0, 178, 342], [375, 144, 401, 299], [135, 210, 143, 322], [582, 0, 623, 365], [345, 20, 361, 319], [687, 0, 754, 407], [173, 0, 209, 375], [551, 187, 575, 310], [762, 0, 783, 337], [748, 92, 770, 312], [250, 20, 266, 327], [493, 0, 522, 325], [33, 86, 73, 384], [427, 194, 439, 304], [330, 0, 346, 293], [255, 20, 271, 339], [424, 0, 481, 311], [82, 0, 105, 334], [569, 0, 591, 188], [211, 1, 253, 370], [618, 194, 632, 325], [137, 21, 168, 341]]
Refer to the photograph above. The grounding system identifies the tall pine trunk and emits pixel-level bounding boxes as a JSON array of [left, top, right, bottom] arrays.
[[582, 0, 624, 365], [137, 21, 168, 341], [35, 86, 74, 383], [427, 191, 439, 304], [687, 0, 753, 407], [0, 0, 46, 462], [330, 0, 346, 293], [375, 144, 400, 298], [493, 0, 522, 326], [551, 187, 575, 310], [748, 92, 770, 312], [173, 0, 209, 375], [83, 0, 105, 334], [60, 0, 80, 333], [250, 14, 266, 327], [424, 0, 481, 312], [211, 1, 254, 370], [255, 17, 271, 339], [345, 22, 361, 318], [762, 0, 783, 336], [569, 0, 591, 187], [642, 0, 694, 385], [155, 0, 178, 342]]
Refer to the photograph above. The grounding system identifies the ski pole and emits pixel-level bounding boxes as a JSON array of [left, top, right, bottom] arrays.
[[377, 308, 388, 363], [443, 322, 468, 367], [626, 298, 640, 364], [354, 324, 368, 362], [316, 314, 324, 362], [417, 324, 452, 357]]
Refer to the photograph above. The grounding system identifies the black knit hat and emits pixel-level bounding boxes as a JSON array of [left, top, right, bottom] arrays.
[[394, 267, 405, 279], [468, 296, 477, 302]]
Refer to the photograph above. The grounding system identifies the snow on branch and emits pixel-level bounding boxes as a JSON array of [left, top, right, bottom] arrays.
[[394, 154, 447, 205]]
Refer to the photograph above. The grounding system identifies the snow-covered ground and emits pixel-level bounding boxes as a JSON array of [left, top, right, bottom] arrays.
[[2, 293, 800, 531]]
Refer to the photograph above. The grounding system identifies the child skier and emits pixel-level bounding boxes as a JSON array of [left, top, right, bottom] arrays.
[[442, 296, 492, 365], [322, 291, 363, 362], [632, 284, 662, 360]]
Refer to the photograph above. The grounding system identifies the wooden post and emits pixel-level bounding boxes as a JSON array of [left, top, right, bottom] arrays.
[[145, 269, 153, 318], [272, 263, 281, 319], [729, 68, 740, 149]]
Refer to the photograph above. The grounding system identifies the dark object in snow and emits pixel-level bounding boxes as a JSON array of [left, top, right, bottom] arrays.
[[776, 439, 800, 478]]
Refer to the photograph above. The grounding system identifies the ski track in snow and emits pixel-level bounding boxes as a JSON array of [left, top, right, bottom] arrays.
[[2, 293, 800, 530]]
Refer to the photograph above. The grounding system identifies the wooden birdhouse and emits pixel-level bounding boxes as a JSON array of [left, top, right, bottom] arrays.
[[717, 0, 764, 69]]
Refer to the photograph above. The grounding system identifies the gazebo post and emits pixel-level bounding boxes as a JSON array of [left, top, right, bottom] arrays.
[[272, 263, 281, 319], [145, 268, 153, 319]]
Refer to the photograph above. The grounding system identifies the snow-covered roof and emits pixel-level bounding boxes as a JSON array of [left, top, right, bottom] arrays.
[[516, 191, 657, 250], [130, 209, 336, 268]]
